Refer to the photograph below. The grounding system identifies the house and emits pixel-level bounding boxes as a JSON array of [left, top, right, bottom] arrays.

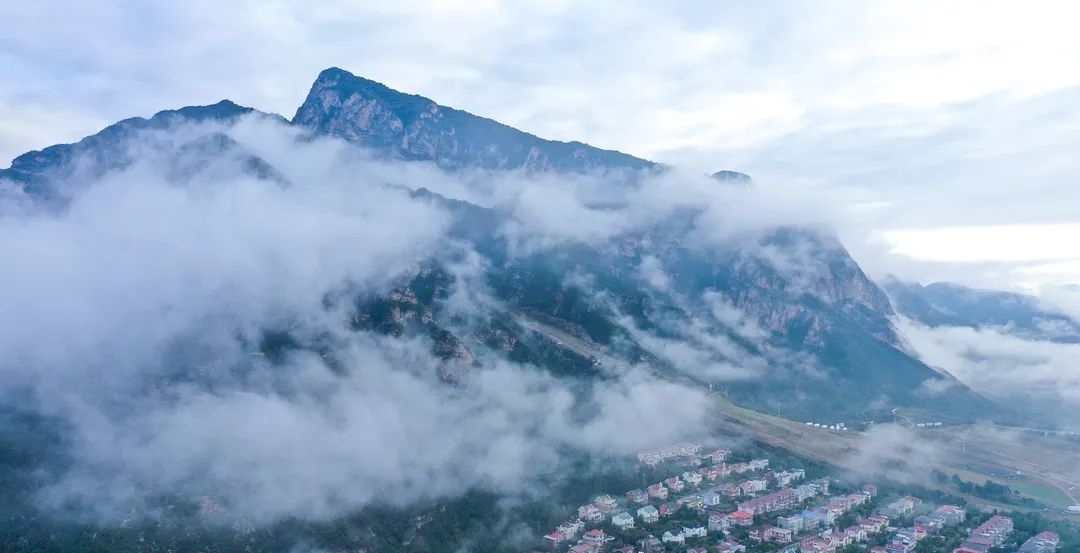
[[638, 505, 660, 523], [583, 528, 610, 546], [639, 535, 665, 553], [717, 540, 746, 553], [767, 527, 794, 543], [612, 512, 635, 531], [794, 484, 817, 501], [543, 532, 565, 547], [626, 488, 649, 504], [683, 471, 704, 487], [1019, 531, 1061, 553], [807, 478, 830, 495], [577, 504, 603, 523], [702, 490, 721, 506], [721, 484, 742, 498], [709, 449, 732, 463], [659, 502, 679, 517], [687, 548, 708, 553], [662, 530, 686, 544], [743, 479, 768, 494], [569, 544, 594, 553], [749, 458, 770, 471], [614, 547, 634, 553], [557, 519, 584, 538], [730, 510, 754, 526], [648, 482, 669, 500], [889, 540, 917, 553], [777, 514, 804, 532], [594, 494, 618, 513], [861, 484, 878, 497], [843, 526, 867, 542], [700, 466, 722, 480], [682, 526, 707, 538], [709, 512, 731, 532], [800, 536, 835, 553], [730, 462, 750, 474], [749, 526, 768, 542], [932, 505, 966, 525], [678, 494, 704, 509], [666, 476, 686, 492], [970, 515, 1013, 546]]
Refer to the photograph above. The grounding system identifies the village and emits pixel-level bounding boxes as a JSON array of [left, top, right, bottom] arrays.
[[529, 444, 1063, 553]]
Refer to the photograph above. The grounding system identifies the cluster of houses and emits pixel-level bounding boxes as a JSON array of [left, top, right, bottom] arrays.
[[544, 452, 782, 553], [952, 515, 1014, 553], [868, 502, 965, 553], [1016, 531, 1061, 553], [636, 444, 706, 467]]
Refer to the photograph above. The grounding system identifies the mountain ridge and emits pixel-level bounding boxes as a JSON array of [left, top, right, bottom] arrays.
[[0, 66, 1007, 423]]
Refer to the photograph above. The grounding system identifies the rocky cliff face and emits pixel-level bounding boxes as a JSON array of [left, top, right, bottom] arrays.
[[0, 67, 1003, 421], [292, 67, 656, 173]]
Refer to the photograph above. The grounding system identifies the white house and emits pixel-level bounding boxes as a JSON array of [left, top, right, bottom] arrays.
[[702, 491, 721, 506], [612, 512, 635, 531], [638, 505, 660, 523], [683, 526, 707, 538], [578, 504, 603, 522], [709, 512, 731, 532], [662, 531, 686, 544], [594, 495, 618, 513], [683, 471, 704, 487], [749, 459, 770, 471]]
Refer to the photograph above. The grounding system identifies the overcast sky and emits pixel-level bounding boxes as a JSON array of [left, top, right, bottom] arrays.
[[3, 0, 1079, 292]]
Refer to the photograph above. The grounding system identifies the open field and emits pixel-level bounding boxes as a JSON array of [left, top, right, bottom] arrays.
[[711, 396, 1080, 510]]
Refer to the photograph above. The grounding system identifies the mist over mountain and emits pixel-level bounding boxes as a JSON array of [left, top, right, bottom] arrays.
[[0, 66, 1018, 547]]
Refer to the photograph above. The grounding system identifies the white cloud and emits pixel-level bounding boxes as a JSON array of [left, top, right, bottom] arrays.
[[0, 115, 734, 525]]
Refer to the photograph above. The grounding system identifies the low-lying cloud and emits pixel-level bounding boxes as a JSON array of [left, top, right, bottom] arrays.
[[2, 115, 771, 526]]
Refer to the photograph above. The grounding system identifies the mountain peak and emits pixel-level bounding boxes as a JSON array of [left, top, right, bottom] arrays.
[[710, 170, 753, 185], [293, 66, 654, 173]]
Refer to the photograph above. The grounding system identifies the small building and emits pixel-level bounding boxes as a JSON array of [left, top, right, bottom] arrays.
[[709, 512, 731, 532], [557, 519, 584, 538], [543, 532, 565, 547], [594, 494, 618, 513], [577, 504, 603, 523], [612, 512, 635, 531], [638, 505, 660, 523], [730, 510, 754, 527], [582, 528, 609, 546], [678, 494, 704, 509], [662, 530, 686, 544], [683, 470, 704, 487], [682, 526, 707, 538], [626, 488, 649, 504], [665, 476, 686, 492], [777, 514, 804, 532], [639, 535, 664, 553], [659, 502, 679, 517], [702, 490, 721, 506], [648, 482, 669, 500], [767, 527, 794, 543], [717, 540, 746, 553]]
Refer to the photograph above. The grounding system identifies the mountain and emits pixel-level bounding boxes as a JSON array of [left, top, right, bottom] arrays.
[[883, 277, 1080, 343], [710, 170, 753, 185], [292, 67, 656, 173], [0, 67, 1004, 423], [0, 100, 282, 202]]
